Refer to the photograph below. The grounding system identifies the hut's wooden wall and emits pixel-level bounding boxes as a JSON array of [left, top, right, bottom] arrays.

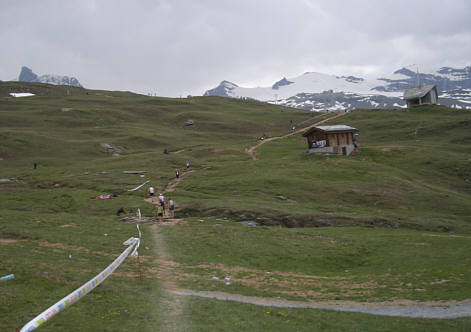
[[306, 131, 354, 149]]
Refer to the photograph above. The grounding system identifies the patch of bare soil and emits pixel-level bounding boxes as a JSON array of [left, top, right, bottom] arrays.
[[179, 264, 384, 301], [154, 219, 188, 227], [194, 263, 346, 280], [37, 241, 88, 252], [31, 240, 113, 257], [121, 216, 156, 224], [210, 148, 241, 154], [422, 233, 470, 239], [121, 215, 186, 226], [0, 238, 18, 244], [58, 223, 76, 228], [367, 146, 406, 152]]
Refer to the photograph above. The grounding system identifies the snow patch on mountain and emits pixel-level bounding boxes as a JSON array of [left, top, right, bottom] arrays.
[[203, 80, 237, 97], [204, 66, 471, 111]]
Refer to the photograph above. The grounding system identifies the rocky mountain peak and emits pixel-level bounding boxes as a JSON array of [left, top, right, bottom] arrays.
[[19, 66, 38, 82], [272, 77, 294, 90], [17, 66, 83, 88], [203, 80, 238, 97]]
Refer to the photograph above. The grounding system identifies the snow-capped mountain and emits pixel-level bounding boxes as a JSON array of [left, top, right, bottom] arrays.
[[18, 66, 83, 88], [204, 67, 471, 111]]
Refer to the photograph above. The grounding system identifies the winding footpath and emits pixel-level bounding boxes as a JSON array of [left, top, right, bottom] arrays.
[[169, 290, 471, 319], [245, 113, 345, 160]]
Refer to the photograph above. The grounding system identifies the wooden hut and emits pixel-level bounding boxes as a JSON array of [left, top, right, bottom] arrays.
[[404, 84, 438, 107], [302, 125, 358, 156]]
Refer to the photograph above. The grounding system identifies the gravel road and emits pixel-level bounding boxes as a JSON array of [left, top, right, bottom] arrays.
[[170, 289, 471, 319]]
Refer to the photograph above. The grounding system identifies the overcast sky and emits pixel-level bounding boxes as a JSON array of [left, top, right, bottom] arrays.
[[1, 0, 470, 96]]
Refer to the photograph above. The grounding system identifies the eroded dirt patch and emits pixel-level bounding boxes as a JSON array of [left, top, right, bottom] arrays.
[[0, 238, 18, 244], [58, 223, 77, 228], [367, 146, 406, 152]]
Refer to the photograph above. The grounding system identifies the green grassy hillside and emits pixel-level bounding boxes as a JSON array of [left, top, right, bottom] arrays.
[[173, 105, 470, 233], [1, 82, 471, 331]]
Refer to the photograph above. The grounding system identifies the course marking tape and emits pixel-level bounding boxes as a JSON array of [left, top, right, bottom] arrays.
[[128, 180, 150, 192], [137, 224, 142, 238], [20, 237, 140, 332], [0, 274, 14, 282]]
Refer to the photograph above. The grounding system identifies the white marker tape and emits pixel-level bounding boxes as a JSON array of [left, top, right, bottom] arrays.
[[127, 180, 150, 192], [132, 225, 141, 257], [20, 237, 139, 332], [0, 274, 14, 282], [137, 224, 142, 238]]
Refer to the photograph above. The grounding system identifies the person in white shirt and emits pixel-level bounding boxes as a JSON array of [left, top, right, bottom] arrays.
[[149, 186, 155, 197], [158, 193, 165, 216]]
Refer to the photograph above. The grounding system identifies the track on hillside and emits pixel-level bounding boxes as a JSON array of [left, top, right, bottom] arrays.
[[169, 289, 471, 319], [245, 113, 345, 160]]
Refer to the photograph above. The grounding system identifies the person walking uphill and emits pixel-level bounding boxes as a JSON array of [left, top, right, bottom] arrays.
[[148, 186, 155, 199], [168, 198, 175, 218], [186, 160, 190, 170], [158, 193, 165, 216], [175, 169, 180, 179], [154, 204, 163, 222]]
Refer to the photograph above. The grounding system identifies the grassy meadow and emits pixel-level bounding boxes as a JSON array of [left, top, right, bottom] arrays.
[[1, 82, 471, 331]]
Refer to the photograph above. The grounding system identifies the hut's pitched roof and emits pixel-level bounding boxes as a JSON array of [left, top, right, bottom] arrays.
[[403, 84, 436, 100], [302, 125, 357, 137]]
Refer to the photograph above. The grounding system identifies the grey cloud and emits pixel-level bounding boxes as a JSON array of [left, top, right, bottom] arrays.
[[1, 0, 470, 96]]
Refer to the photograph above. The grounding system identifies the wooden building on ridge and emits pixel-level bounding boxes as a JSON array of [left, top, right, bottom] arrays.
[[302, 125, 359, 156], [403, 84, 438, 107]]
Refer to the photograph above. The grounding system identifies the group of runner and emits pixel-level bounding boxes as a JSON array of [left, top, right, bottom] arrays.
[[147, 160, 190, 222], [148, 187, 174, 222]]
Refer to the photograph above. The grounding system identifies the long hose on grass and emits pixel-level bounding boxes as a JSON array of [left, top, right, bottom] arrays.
[[20, 228, 141, 332]]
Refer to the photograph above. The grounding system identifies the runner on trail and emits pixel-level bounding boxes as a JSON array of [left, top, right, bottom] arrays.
[[161, 199, 166, 216], [168, 198, 175, 217], [148, 186, 155, 198], [175, 169, 180, 179], [186, 160, 190, 169], [158, 193, 165, 215], [154, 204, 163, 222]]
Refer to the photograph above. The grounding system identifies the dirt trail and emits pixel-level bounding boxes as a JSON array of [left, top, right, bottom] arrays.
[[245, 113, 345, 160], [169, 289, 471, 319], [144, 170, 194, 209], [151, 226, 188, 330], [142, 168, 192, 329]]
